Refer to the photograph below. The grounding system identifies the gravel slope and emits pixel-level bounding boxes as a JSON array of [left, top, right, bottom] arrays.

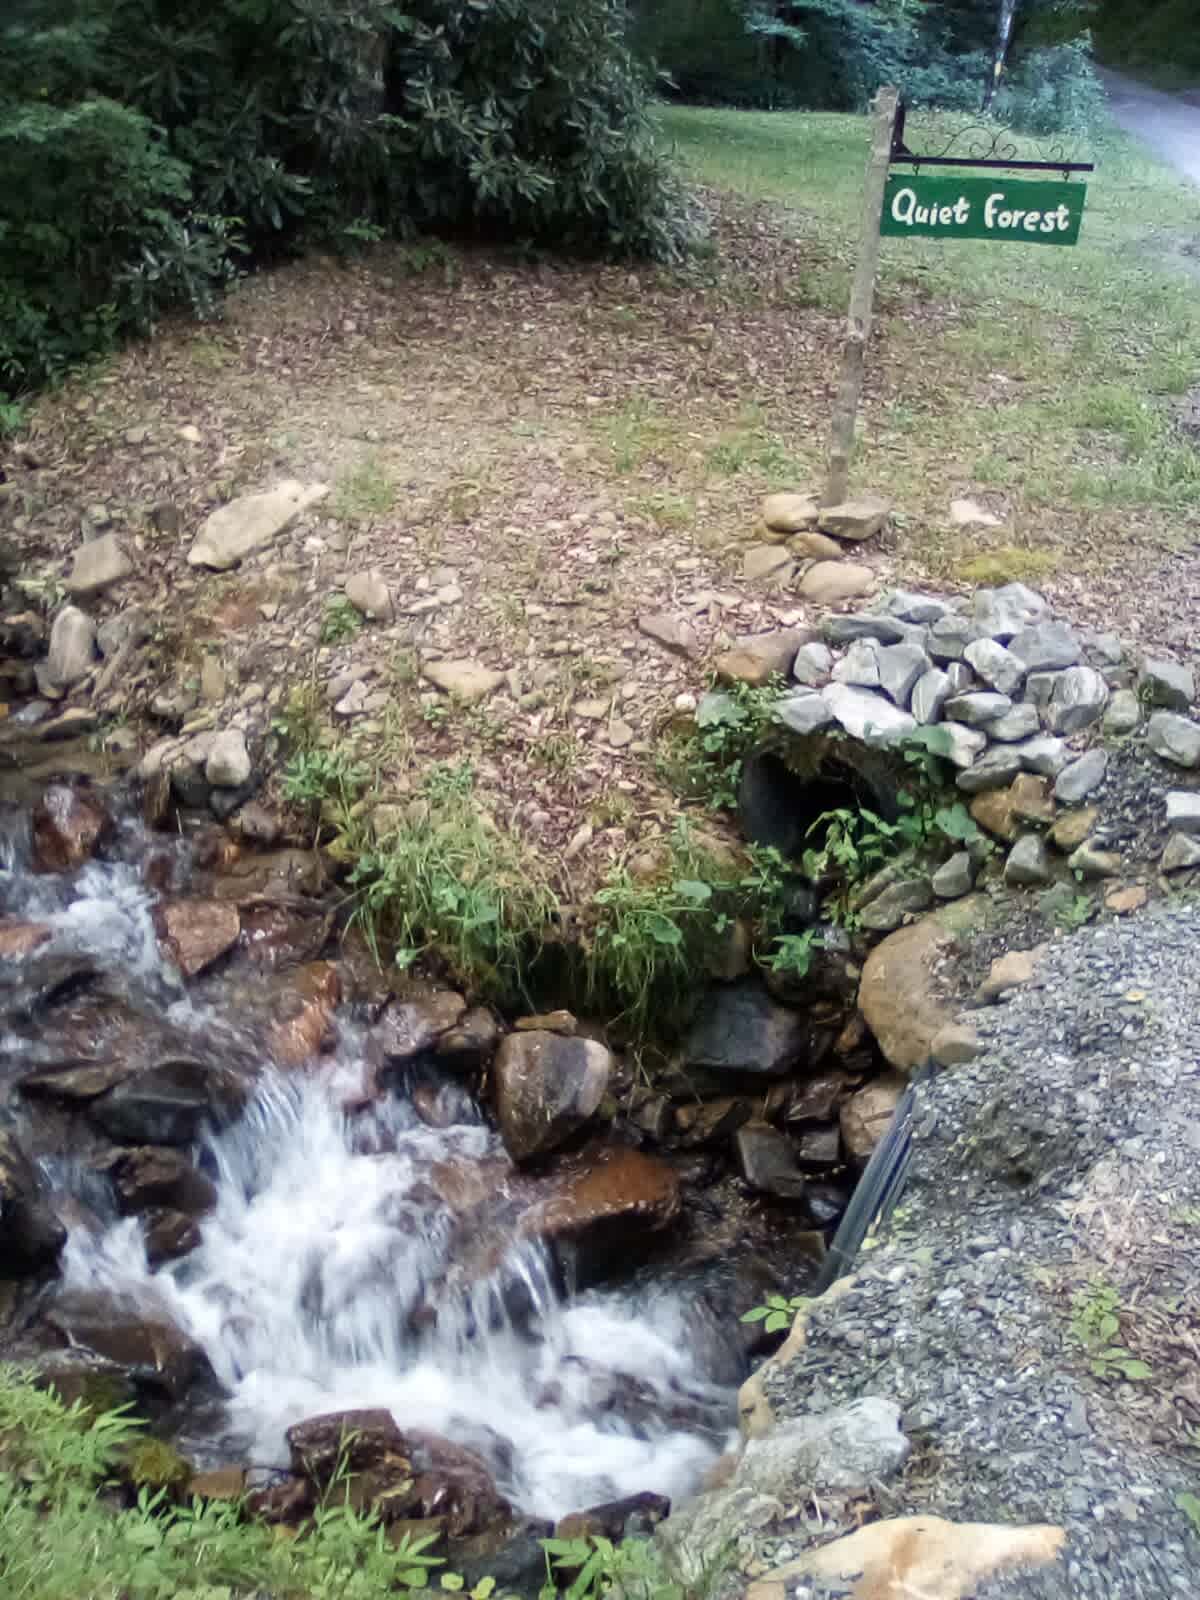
[[759, 899, 1200, 1597]]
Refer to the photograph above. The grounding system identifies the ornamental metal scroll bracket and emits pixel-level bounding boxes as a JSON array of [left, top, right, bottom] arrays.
[[889, 99, 1094, 180]]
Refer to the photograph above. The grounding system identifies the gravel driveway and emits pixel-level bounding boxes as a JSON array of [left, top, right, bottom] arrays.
[[1101, 68, 1200, 187]]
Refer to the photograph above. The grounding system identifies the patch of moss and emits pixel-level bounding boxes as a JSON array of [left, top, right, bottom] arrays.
[[954, 548, 1061, 586], [118, 1436, 193, 1496]]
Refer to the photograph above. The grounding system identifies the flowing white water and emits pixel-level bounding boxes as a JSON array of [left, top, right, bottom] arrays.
[[31, 849, 736, 1521]]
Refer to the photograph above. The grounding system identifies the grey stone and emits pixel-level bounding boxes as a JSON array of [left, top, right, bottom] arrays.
[[910, 667, 951, 725], [944, 691, 1012, 726], [972, 582, 1047, 641], [1012, 734, 1069, 777], [944, 662, 974, 694], [1005, 834, 1054, 887], [876, 641, 930, 707], [656, 1488, 783, 1589], [1147, 711, 1200, 770], [776, 691, 833, 736], [1162, 832, 1200, 872], [1103, 688, 1141, 736], [927, 613, 981, 663], [46, 606, 96, 688], [963, 638, 1026, 697], [1008, 621, 1082, 671], [344, 569, 393, 620], [64, 534, 134, 598], [822, 683, 916, 746], [734, 1124, 807, 1198], [1044, 667, 1109, 735], [742, 543, 794, 582], [684, 981, 808, 1077], [832, 637, 882, 688], [1085, 630, 1124, 667], [1068, 842, 1121, 879], [1055, 749, 1108, 804], [822, 614, 911, 647], [938, 721, 988, 770], [858, 878, 934, 932], [932, 851, 975, 899], [817, 494, 891, 541], [188, 479, 329, 569], [792, 641, 833, 686], [1138, 657, 1194, 711], [955, 747, 1024, 794], [1165, 792, 1200, 834], [494, 1032, 611, 1162], [1024, 670, 1061, 708], [986, 702, 1040, 742], [734, 1398, 909, 1498], [204, 728, 251, 789], [97, 607, 151, 659], [884, 589, 951, 625]]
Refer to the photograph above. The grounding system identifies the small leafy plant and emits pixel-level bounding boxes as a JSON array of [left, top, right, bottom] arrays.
[[320, 596, 363, 645], [539, 1535, 683, 1600], [1070, 1279, 1152, 1382], [740, 1292, 810, 1334]]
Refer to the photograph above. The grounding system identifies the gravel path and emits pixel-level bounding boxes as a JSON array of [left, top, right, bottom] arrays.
[[758, 899, 1200, 1596], [1101, 69, 1200, 188]]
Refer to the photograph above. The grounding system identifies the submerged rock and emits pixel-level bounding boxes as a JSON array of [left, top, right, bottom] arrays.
[[89, 1058, 245, 1145], [31, 784, 109, 873]]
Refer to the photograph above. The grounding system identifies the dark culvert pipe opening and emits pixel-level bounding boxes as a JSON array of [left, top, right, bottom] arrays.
[[737, 743, 902, 861]]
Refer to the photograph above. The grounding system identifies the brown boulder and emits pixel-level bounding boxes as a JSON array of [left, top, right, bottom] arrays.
[[493, 1031, 611, 1162], [734, 1123, 807, 1199], [45, 1289, 216, 1402], [237, 902, 328, 969], [0, 922, 52, 959], [715, 628, 816, 688], [521, 1145, 681, 1246], [0, 1129, 66, 1273], [155, 900, 241, 978], [143, 1209, 204, 1267], [102, 1147, 217, 1217], [436, 1007, 503, 1069], [840, 1072, 907, 1164], [374, 990, 467, 1064], [32, 784, 108, 872], [858, 918, 956, 1074]]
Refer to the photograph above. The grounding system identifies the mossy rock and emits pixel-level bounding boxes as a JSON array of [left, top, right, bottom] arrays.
[[118, 1437, 194, 1496], [35, 1362, 139, 1422]]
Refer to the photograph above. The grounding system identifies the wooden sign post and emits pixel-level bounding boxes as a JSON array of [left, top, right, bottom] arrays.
[[823, 86, 898, 509]]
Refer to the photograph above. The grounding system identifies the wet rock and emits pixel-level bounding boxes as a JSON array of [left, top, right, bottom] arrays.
[[1008, 621, 1081, 672], [762, 492, 820, 533], [64, 534, 133, 598], [0, 921, 53, 958], [44, 1289, 217, 1402], [89, 1058, 244, 1145], [858, 918, 955, 1074], [375, 991, 468, 1064], [188, 479, 329, 569], [143, 1210, 203, 1268], [972, 583, 1046, 642], [816, 494, 890, 541], [734, 1123, 807, 1199], [46, 606, 97, 688], [858, 877, 933, 932], [1005, 834, 1053, 887], [963, 638, 1025, 697], [521, 1145, 681, 1266], [798, 561, 875, 605], [154, 899, 241, 977], [944, 691, 1012, 727], [494, 1031, 611, 1162], [232, 800, 282, 846], [1147, 711, 1200, 769], [682, 981, 808, 1079], [103, 1147, 217, 1217], [32, 784, 108, 872], [405, 1430, 512, 1536], [1044, 667, 1108, 735], [793, 1125, 841, 1169], [556, 1492, 671, 1543], [636, 613, 700, 659], [1054, 749, 1107, 804], [735, 1397, 909, 1498], [236, 902, 327, 970], [20, 1059, 135, 1102], [822, 683, 915, 746], [1138, 657, 1194, 711], [910, 667, 951, 725], [437, 1007, 503, 1069], [1162, 832, 1200, 873], [0, 1129, 66, 1274], [931, 852, 974, 899], [840, 1073, 907, 1164], [1102, 688, 1141, 736], [266, 961, 342, 1066], [205, 728, 251, 789], [673, 1097, 753, 1146], [287, 1408, 410, 1495]]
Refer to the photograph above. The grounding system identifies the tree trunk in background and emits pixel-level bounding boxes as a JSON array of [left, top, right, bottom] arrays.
[[982, 0, 1019, 110]]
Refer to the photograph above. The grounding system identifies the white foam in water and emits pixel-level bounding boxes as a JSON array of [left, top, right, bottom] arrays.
[[63, 1066, 734, 1519]]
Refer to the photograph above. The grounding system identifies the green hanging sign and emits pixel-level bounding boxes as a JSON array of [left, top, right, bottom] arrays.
[[881, 173, 1086, 246]]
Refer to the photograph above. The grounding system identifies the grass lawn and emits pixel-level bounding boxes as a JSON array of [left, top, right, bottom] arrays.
[[660, 104, 1200, 576]]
